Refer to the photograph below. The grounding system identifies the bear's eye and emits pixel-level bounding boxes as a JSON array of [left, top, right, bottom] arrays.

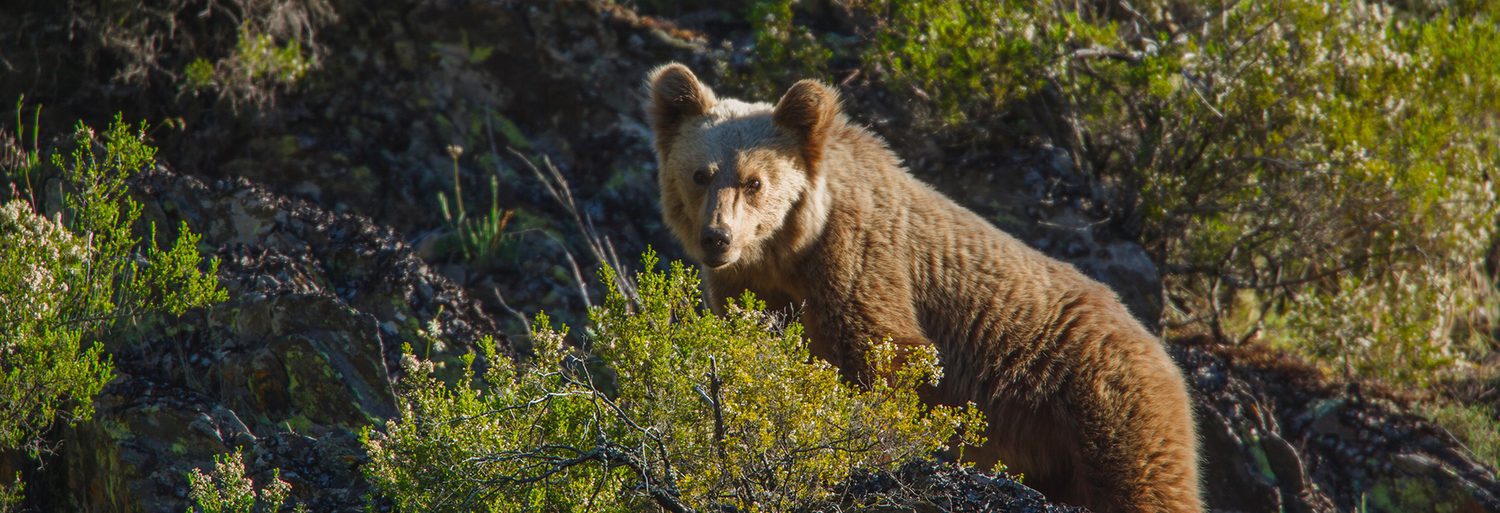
[[692, 169, 710, 186], [746, 178, 762, 192]]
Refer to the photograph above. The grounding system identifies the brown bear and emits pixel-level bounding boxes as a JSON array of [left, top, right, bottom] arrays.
[[646, 63, 1202, 513]]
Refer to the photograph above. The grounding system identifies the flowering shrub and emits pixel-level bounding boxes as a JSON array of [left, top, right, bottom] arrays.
[[363, 251, 986, 512], [186, 451, 306, 513], [0, 113, 225, 504], [0, 200, 104, 452]]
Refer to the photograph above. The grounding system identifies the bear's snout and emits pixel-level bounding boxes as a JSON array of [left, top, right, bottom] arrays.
[[701, 227, 731, 249], [701, 227, 733, 266]]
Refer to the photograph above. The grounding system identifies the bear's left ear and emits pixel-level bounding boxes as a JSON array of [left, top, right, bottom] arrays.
[[773, 79, 841, 175]]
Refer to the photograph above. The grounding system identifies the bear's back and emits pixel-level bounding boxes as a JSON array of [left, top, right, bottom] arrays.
[[817, 123, 1167, 396]]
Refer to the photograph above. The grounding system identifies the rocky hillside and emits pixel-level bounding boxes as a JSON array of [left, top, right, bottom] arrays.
[[1, 1, 1497, 511]]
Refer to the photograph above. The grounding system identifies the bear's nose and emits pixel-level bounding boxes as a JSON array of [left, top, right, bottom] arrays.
[[701, 227, 731, 250]]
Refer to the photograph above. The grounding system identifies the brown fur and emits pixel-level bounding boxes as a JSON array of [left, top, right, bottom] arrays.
[[646, 63, 1203, 513]]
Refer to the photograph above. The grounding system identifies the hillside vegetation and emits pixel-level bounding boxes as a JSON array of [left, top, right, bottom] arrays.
[[0, 1, 1496, 512]]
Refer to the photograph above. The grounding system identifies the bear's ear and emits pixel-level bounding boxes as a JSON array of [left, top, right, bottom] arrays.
[[773, 79, 841, 175], [647, 63, 716, 154]]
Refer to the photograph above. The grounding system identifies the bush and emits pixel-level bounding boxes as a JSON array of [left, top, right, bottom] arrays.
[[0, 474, 19, 513], [0, 110, 226, 502], [744, 0, 1499, 386], [1056, 1, 1500, 385], [181, 27, 317, 108], [186, 451, 306, 513], [863, 0, 1066, 123], [0, 198, 112, 454], [738, 0, 833, 98], [363, 251, 986, 512]]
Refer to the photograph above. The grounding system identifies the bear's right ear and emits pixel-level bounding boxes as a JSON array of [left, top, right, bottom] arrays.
[[773, 79, 840, 176], [647, 63, 716, 155]]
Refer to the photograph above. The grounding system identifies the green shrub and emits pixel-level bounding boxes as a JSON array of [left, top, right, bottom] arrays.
[[1061, 2, 1500, 385], [186, 451, 306, 513], [741, 0, 1499, 386], [738, 0, 833, 98], [182, 27, 317, 107], [0, 199, 109, 452], [0, 111, 226, 501], [363, 251, 985, 512], [1, 113, 225, 452], [862, 0, 1069, 123], [0, 473, 19, 513]]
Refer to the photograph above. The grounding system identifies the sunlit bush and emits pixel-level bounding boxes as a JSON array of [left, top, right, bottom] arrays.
[[0, 112, 226, 503], [0, 114, 225, 453], [186, 451, 307, 513], [363, 251, 985, 512], [747, 0, 1500, 385], [863, 0, 1065, 122], [1059, 1, 1500, 385]]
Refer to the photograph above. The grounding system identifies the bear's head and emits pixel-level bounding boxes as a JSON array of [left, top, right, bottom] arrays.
[[646, 63, 839, 270]]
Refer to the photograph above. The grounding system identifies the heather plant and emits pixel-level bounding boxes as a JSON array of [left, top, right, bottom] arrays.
[[0, 111, 226, 502], [0, 199, 108, 453], [363, 251, 986, 512], [185, 451, 307, 513]]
